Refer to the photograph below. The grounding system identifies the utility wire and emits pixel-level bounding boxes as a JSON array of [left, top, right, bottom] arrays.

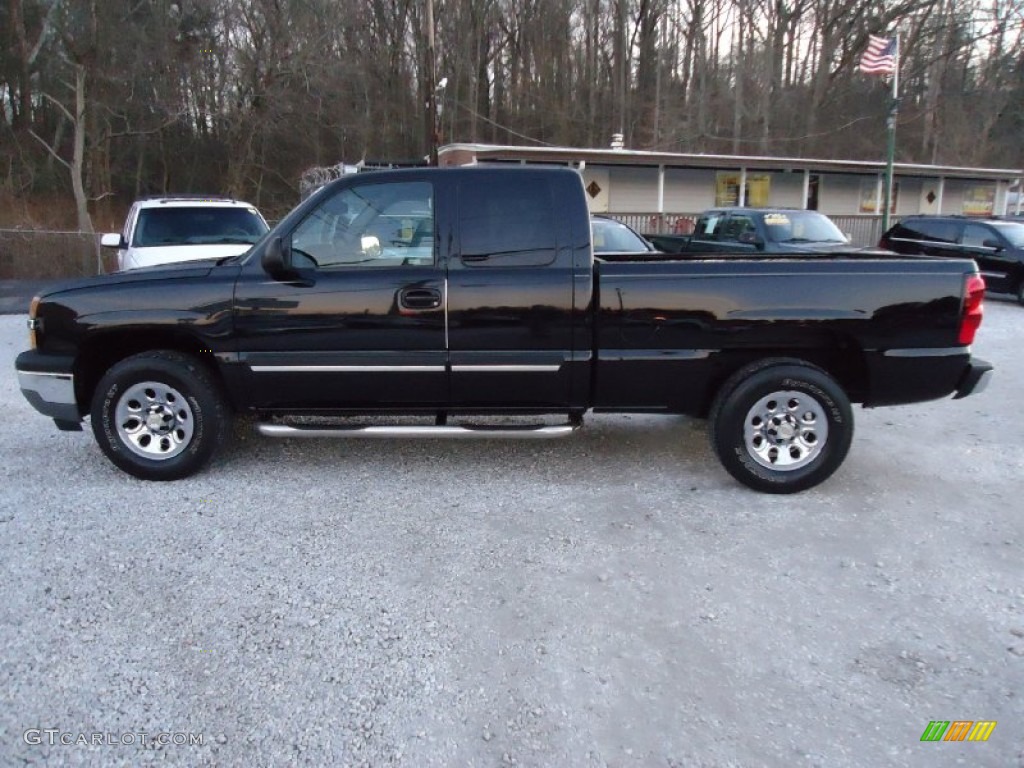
[[452, 101, 558, 146]]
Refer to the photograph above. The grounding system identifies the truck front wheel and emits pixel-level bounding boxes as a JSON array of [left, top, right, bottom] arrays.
[[709, 361, 853, 493], [90, 351, 228, 480]]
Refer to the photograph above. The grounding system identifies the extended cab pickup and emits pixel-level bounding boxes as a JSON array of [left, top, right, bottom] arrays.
[[15, 168, 992, 493], [646, 208, 859, 255]]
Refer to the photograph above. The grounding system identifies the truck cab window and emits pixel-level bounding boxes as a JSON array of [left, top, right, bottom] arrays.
[[291, 181, 434, 268], [459, 175, 556, 266], [720, 215, 755, 241]]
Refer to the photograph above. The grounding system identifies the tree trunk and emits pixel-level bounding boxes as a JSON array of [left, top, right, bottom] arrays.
[[10, 0, 32, 129], [71, 65, 93, 234], [732, 1, 745, 154]]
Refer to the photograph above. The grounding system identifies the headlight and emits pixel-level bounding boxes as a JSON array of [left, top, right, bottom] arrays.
[[27, 295, 41, 348]]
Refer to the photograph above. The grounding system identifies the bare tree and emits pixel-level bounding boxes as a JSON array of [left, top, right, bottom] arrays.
[[3, 0, 1022, 225]]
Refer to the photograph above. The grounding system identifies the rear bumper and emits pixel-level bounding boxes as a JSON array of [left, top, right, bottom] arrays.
[[865, 349, 992, 406], [15, 350, 80, 422], [953, 358, 993, 399]]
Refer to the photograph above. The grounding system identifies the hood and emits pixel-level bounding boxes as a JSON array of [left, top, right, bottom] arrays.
[[125, 244, 252, 269], [36, 260, 221, 301]]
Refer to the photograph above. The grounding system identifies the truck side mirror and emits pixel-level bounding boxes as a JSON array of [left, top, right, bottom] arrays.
[[100, 233, 123, 248], [982, 238, 1003, 251], [737, 231, 763, 247], [262, 236, 293, 276]]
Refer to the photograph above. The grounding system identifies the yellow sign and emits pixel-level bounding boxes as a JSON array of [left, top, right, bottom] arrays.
[[715, 173, 770, 206], [962, 186, 995, 216], [860, 179, 899, 213]]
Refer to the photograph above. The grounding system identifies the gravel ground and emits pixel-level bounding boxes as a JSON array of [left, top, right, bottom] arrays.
[[1, 300, 1022, 768]]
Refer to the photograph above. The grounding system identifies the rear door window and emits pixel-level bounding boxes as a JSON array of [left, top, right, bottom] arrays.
[[915, 219, 961, 243], [459, 175, 556, 267]]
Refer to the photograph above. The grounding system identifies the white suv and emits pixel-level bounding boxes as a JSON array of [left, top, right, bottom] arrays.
[[101, 196, 269, 270]]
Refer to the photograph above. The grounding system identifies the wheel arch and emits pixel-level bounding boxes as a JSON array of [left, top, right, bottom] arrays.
[[700, 337, 868, 417], [73, 329, 230, 417]]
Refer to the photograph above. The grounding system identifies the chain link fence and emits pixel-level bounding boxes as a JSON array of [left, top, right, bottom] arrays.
[[0, 229, 114, 280]]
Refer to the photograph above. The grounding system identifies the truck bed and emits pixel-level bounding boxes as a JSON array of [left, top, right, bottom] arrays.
[[592, 254, 976, 415]]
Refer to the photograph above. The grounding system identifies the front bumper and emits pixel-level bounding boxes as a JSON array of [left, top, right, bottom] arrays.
[[953, 358, 993, 399], [15, 350, 80, 422]]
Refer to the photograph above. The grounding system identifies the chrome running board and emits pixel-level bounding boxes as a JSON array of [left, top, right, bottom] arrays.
[[256, 422, 580, 439]]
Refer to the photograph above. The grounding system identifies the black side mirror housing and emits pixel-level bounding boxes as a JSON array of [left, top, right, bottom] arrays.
[[262, 236, 292, 276], [982, 238, 1003, 251]]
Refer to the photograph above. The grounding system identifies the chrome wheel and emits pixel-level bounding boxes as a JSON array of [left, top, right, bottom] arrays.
[[114, 380, 194, 460], [744, 390, 828, 471], [710, 360, 853, 493]]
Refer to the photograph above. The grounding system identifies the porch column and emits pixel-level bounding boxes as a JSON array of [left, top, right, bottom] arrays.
[[657, 165, 665, 227]]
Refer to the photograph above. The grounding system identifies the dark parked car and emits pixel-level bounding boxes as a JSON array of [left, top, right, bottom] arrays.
[[646, 208, 855, 255], [590, 215, 657, 254], [880, 216, 1024, 304]]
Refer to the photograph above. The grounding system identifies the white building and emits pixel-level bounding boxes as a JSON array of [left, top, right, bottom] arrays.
[[439, 143, 1023, 244]]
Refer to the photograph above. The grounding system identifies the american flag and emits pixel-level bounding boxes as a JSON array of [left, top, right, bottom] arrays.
[[859, 35, 897, 75]]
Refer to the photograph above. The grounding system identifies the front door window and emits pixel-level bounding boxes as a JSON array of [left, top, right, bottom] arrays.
[[291, 181, 435, 269]]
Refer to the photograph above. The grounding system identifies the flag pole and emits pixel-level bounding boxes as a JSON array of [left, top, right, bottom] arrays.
[[882, 33, 899, 232]]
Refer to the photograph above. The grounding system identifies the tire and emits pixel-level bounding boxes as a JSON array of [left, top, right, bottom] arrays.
[[709, 360, 853, 494], [1017, 282, 1024, 306], [90, 351, 228, 480]]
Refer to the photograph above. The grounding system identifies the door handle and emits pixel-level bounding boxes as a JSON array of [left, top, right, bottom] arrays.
[[399, 287, 442, 310]]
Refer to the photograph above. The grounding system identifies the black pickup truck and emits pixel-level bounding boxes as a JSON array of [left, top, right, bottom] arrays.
[[15, 167, 992, 493]]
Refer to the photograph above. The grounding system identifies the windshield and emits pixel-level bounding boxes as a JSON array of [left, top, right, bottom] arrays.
[[133, 207, 268, 247], [592, 218, 652, 252], [990, 222, 1024, 247], [761, 211, 847, 243]]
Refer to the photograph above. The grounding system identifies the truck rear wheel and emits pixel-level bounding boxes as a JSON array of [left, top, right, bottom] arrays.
[[709, 360, 853, 493], [90, 351, 228, 480]]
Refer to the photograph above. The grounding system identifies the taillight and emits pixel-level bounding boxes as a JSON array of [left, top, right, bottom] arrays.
[[27, 295, 41, 349], [958, 274, 985, 345]]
